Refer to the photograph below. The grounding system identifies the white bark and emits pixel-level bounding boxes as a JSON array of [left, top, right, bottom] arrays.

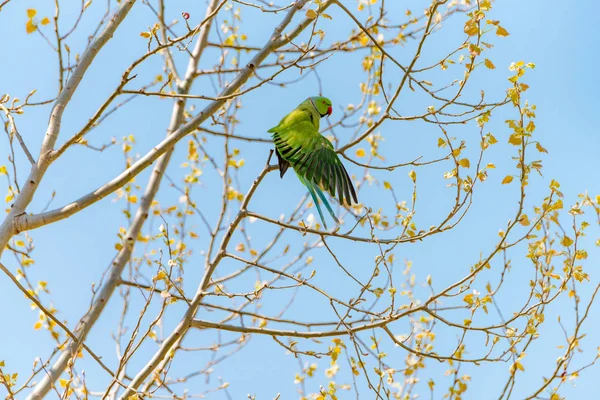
[[0, 0, 137, 256], [25, 1, 221, 398]]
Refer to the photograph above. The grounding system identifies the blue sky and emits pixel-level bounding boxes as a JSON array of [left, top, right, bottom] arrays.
[[1, 0, 600, 399]]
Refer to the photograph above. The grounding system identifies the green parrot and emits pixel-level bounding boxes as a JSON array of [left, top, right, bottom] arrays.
[[268, 96, 358, 228]]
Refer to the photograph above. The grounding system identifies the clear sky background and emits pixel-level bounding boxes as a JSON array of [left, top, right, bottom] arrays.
[[1, 0, 600, 399]]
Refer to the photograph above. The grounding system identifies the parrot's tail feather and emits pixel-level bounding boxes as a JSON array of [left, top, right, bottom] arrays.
[[298, 175, 328, 229], [314, 185, 340, 225], [306, 183, 327, 230]]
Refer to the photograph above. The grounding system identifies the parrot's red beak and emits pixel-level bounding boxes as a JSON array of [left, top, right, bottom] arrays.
[[327, 106, 332, 116]]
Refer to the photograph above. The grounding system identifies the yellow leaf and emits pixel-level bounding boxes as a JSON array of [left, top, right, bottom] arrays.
[[509, 361, 524, 373], [26, 19, 36, 34], [321, 13, 332, 19], [128, 195, 138, 204], [34, 321, 43, 330], [496, 26, 510, 37], [27, 9, 37, 18], [575, 250, 588, 260], [525, 121, 536, 133], [409, 170, 416, 182], [227, 189, 235, 201], [306, 9, 317, 19], [224, 34, 237, 46], [535, 142, 548, 153], [484, 58, 495, 69], [189, 231, 198, 239], [561, 236, 573, 247], [383, 181, 391, 190], [15, 240, 25, 247], [508, 134, 522, 146], [41, 17, 50, 26], [59, 378, 68, 388], [519, 214, 530, 226], [355, 148, 366, 158], [488, 134, 498, 144], [437, 138, 446, 147], [464, 19, 478, 36], [463, 293, 474, 305], [22, 258, 34, 266], [468, 43, 481, 56], [502, 175, 513, 184], [458, 159, 470, 168], [0, 165, 6, 175], [114, 243, 123, 251], [140, 31, 151, 38], [155, 270, 167, 282], [235, 243, 245, 252]]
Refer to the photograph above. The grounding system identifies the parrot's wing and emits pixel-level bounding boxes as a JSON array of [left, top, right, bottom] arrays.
[[273, 121, 358, 206], [269, 108, 315, 178], [275, 149, 290, 178], [268, 108, 315, 133]]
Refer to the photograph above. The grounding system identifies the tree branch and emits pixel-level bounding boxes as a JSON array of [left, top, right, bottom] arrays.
[[26, 0, 222, 397], [0, 0, 136, 256]]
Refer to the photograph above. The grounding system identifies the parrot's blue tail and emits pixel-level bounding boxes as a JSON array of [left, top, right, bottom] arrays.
[[298, 175, 339, 229], [314, 185, 340, 225]]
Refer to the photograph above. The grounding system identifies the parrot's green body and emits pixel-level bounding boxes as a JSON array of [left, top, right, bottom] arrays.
[[268, 96, 358, 228]]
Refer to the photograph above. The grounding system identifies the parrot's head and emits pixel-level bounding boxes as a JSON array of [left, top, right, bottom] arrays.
[[308, 96, 333, 118]]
